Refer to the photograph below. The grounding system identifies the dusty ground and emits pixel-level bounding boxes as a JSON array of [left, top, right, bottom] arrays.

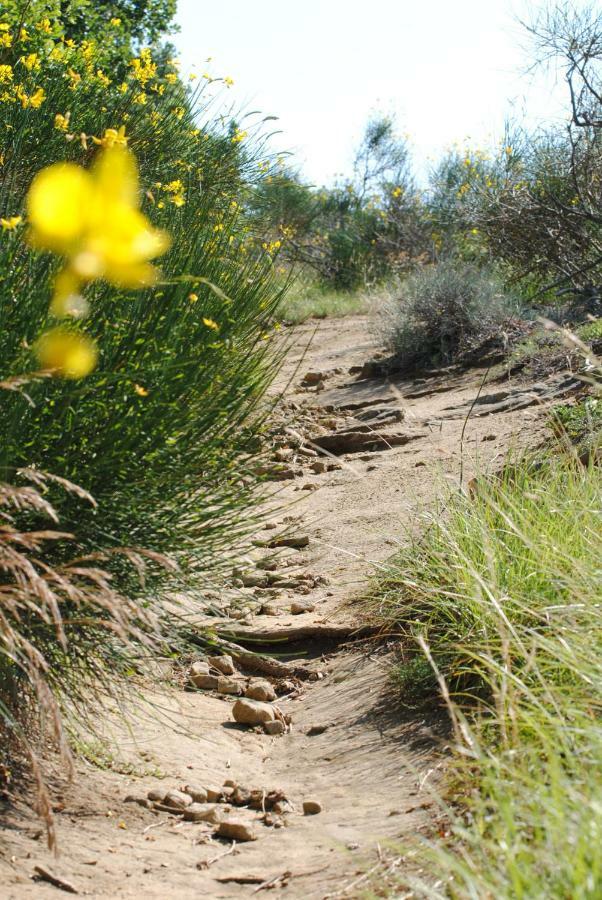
[[0, 314, 580, 898]]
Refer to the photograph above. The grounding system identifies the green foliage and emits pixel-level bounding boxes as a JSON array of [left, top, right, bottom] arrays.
[[379, 260, 515, 368], [0, 2, 284, 800], [372, 457, 602, 898]]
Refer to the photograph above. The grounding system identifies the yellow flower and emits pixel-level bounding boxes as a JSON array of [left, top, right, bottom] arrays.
[[133, 383, 148, 396], [67, 68, 81, 89], [27, 145, 171, 292], [38, 18, 53, 34], [54, 112, 70, 131], [188, 292, 198, 302], [391, 187, 402, 198], [224, 76, 234, 86], [110, 17, 122, 26], [172, 106, 184, 120], [133, 92, 147, 105], [17, 86, 46, 109], [0, 30, 12, 49], [165, 73, 177, 85], [1, 216, 22, 230], [118, 82, 128, 94], [202, 317, 219, 331], [0, 65, 13, 84], [21, 53, 40, 71], [91, 125, 128, 149], [34, 328, 98, 379], [96, 69, 111, 88]]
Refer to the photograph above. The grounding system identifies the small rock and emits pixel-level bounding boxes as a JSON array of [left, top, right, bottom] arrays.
[[260, 603, 281, 616], [223, 779, 237, 788], [301, 371, 325, 386], [164, 790, 193, 810], [245, 680, 276, 702], [303, 800, 322, 815], [217, 818, 257, 842], [263, 720, 286, 736], [184, 785, 208, 803], [190, 660, 210, 677], [267, 534, 310, 550], [310, 460, 327, 474], [232, 698, 277, 725], [415, 460, 426, 467], [306, 724, 330, 736], [482, 433, 497, 441], [147, 788, 166, 803], [230, 786, 251, 806], [207, 654, 235, 675], [298, 447, 318, 458], [217, 676, 244, 695], [124, 795, 151, 808], [274, 447, 294, 462], [276, 680, 297, 695], [241, 572, 268, 588], [290, 599, 316, 615], [300, 483, 319, 491], [272, 799, 291, 815], [205, 786, 224, 803], [184, 803, 224, 824], [191, 673, 219, 690]]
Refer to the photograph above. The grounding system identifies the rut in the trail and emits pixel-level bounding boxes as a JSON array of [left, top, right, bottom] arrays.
[[0, 315, 580, 900]]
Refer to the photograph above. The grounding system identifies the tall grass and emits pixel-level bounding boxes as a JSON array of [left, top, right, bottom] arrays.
[[371, 455, 602, 898]]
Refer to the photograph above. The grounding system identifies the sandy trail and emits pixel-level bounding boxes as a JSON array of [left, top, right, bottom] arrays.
[[1, 314, 577, 898]]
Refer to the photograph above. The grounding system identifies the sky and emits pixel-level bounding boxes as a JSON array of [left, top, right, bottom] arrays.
[[174, 0, 572, 186]]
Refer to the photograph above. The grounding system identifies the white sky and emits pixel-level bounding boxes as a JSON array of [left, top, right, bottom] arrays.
[[175, 0, 573, 186]]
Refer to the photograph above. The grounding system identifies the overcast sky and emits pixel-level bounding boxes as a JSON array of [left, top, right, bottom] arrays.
[[175, 0, 572, 185]]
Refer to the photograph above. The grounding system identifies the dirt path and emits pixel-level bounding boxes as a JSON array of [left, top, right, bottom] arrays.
[[1, 315, 579, 898]]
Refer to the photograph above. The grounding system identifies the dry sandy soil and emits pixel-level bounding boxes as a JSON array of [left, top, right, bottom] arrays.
[[0, 314, 580, 899]]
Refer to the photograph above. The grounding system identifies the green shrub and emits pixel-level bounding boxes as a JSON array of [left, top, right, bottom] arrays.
[[0, 5, 284, 824], [379, 260, 514, 368]]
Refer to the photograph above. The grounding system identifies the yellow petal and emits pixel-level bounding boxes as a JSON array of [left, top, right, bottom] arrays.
[[91, 145, 138, 208], [27, 163, 92, 251], [35, 328, 97, 378]]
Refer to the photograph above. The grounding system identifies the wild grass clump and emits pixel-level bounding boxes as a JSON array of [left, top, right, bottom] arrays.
[[372, 455, 602, 898], [279, 274, 390, 324], [378, 260, 515, 369]]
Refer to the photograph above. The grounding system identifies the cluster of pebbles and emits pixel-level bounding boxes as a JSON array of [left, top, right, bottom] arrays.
[[189, 654, 295, 736], [125, 779, 321, 843]]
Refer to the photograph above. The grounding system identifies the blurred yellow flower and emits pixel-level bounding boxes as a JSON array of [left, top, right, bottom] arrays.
[[35, 328, 98, 379], [91, 125, 128, 149], [133, 383, 148, 396], [188, 292, 198, 302], [1, 216, 22, 230], [17, 86, 46, 108], [27, 145, 171, 292], [54, 112, 70, 131], [0, 65, 13, 84], [202, 317, 219, 331], [110, 17, 122, 27], [224, 76, 234, 86], [21, 53, 40, 71], [165, 73, 177, 85]]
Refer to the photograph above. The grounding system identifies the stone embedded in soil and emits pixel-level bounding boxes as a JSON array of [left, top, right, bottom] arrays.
[[260, 603, 281, 616], [184, 803, 225, 824], [263, 720, 286, 736], [190, 660, 210, 677], [205, 786, 225, 803], [207, 654, 235, 675], [124, 795, 151, 808], [310, 460, 327, 474], [147, 788, 166, 803], [217, 676, 244, 695], [267, 534, 310, 550], [164, 790, 193, 810], [216, 818, 257, 842], [230, 786, 252, 806], [301, 371, 325, 386], [303, 800, 322, 815], [290, 599, 316, 615], [306, 723, 330, 736], [232, 698, 277, 725], [245, 680, 276, 702], [184, 784, 208, 803], [191, 673, 219, 691]]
